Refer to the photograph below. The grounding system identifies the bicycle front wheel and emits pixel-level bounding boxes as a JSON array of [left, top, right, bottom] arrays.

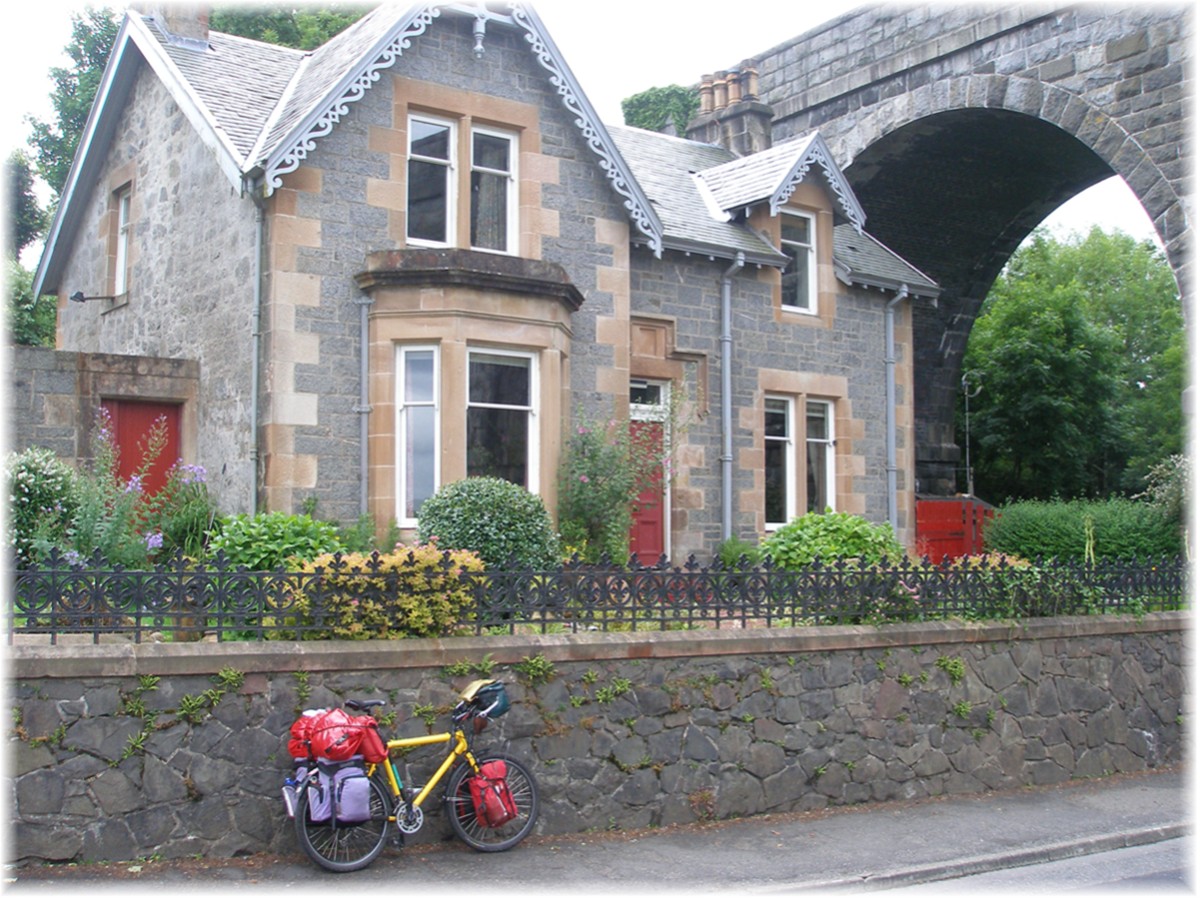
[[294, 775, 392, 872], [444, 752, 539, 852]]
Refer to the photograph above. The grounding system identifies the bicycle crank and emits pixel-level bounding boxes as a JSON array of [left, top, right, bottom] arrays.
[[396, 805, 424, 834]]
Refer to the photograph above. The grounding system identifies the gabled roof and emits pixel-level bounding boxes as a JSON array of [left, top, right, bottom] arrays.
[[608, 125, 786, 266], [36, 2, 662, 296], [610, 124, 937, 297], [697, 132, 866, 232]]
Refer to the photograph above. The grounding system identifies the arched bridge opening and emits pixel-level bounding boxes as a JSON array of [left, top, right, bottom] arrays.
[[844, 108, 1120, 495]]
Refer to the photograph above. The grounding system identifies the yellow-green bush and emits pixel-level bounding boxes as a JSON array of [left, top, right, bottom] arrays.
[[294, 545, 485, 639]]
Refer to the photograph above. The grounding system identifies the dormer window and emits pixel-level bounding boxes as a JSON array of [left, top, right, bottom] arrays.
[[780, 210, 816, 314]]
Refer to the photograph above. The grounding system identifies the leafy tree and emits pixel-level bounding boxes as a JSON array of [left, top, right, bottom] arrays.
[[960, 227, 1183, 501], [622, 85, 699, 135], [7, 259, 56, 346], [209, 5, 367, 50], [7, 151, 45, 259], [27, 6, 120, 197]]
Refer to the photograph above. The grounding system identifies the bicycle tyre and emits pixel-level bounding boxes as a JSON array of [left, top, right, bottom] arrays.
[[294, 773, 392, 872], [444, 752, 539, 852]]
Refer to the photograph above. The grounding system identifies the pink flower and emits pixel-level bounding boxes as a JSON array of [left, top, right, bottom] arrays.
[[579, 475, 590, 483]]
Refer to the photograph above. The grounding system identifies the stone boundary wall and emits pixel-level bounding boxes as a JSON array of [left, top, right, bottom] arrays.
[[9, 613, 1187, 865]]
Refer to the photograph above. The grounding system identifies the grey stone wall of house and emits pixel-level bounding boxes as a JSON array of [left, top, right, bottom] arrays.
[[630, 254, 907, 558], [7, 347, 200, 468], [286, 13, 635, 525], [9, 614, 1184, 865], [8, 348, 82, 461], [51, 68, 259, 515]]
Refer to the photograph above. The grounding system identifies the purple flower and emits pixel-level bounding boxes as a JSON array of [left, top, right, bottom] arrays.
[[124, 474, 143, 494], [145, 532, 164, 550]]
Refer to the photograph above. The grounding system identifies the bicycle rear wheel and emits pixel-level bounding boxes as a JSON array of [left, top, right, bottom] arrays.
[[444, 752, 539, 852], [294, 775, 392, 872]]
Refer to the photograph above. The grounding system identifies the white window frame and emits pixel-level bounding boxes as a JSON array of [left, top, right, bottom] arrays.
[[395, 345, 440, 527], [113, 186, 131, 296], [780, 209, 817, 314], [466, 347, 539, 493], [469, 125, 518, 255], [407, 114, 457, 247], [764, 395, 796, 530], [805, 399, 836, 513]]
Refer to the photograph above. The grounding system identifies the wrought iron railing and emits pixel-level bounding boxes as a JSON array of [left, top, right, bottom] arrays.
[[8, 550, 1187, 644]]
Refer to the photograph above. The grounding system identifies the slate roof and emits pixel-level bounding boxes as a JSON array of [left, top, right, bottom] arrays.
[[834, 226, 940, 299], [145, 27, 303, 163], [607, 125, 785, 266], [36, 1, 936, 302], [610, 124, 938, 297]]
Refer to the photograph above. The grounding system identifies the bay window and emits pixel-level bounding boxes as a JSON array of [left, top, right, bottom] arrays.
[[467, 350, 536, 490], [764, 396, 795, 529], [806, 399, 835, 513], [396, 346, 439, 525]]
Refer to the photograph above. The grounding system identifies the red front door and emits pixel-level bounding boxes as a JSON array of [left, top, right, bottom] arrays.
[[628, 420, 665, 564], [100, 399, 182, 498]]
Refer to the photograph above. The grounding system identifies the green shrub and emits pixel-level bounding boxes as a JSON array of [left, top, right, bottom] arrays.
[[715, 536, 762, 568], [984, 498, 1181, 561], [761, 511, 906, 569], [417, 477, 559, 570], [148, 463, 219, 559], [294, 545, 485, 639], [6, 447, 77, 566], [208, 511, 343, 570], [335, 513, 403, 554], [557, 414, 662, 564]]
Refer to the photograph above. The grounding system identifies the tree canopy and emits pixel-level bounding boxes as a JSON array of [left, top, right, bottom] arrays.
[[959, 226, 1183, 502], [208, 5, 367, 51], [27, 6, 121, 198], [621, 85, 699, 135]]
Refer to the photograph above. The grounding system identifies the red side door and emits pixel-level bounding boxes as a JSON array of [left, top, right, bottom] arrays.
[[100, 399, 182, 497], [628, 420, 665, 563]]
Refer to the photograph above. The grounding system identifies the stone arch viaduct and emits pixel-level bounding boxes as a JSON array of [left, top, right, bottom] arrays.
[[747, 4, 1191, 496]]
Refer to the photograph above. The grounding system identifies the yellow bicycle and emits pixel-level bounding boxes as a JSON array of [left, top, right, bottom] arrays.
[[288, 679, 539, 872]]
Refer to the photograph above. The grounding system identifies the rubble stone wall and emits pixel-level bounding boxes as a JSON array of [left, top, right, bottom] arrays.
[[9, 613, 1186, 865]]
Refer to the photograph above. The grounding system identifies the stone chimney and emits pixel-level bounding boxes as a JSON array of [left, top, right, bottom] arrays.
[[686, 63, 773, 157], [136, 3, 211, 48]]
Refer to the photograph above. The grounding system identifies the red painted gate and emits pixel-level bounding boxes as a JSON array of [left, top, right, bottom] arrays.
[[915, 496, 994, 562]]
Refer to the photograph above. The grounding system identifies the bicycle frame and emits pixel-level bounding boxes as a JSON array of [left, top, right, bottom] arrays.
[[372, 727, 479, 811]]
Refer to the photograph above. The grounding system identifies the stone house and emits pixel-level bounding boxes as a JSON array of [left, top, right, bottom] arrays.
[[31, 2, 938, 562]]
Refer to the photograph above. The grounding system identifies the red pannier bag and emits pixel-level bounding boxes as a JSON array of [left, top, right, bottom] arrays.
[[308, 709, 365, 761], [468, 760, 518, 827], [288, 709, 327, 760], [356, 718, 387, 764]]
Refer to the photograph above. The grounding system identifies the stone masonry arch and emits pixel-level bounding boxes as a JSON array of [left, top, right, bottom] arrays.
[[793, 73, 1187, 494], [753, 5, 1192, 495]]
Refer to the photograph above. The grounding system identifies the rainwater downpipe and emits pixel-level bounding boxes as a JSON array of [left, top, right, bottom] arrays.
[[354, 292, 373, 517], [884, 286, 909, 533], [250, 194, 265, 515], [720, 251, 745, 542]]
